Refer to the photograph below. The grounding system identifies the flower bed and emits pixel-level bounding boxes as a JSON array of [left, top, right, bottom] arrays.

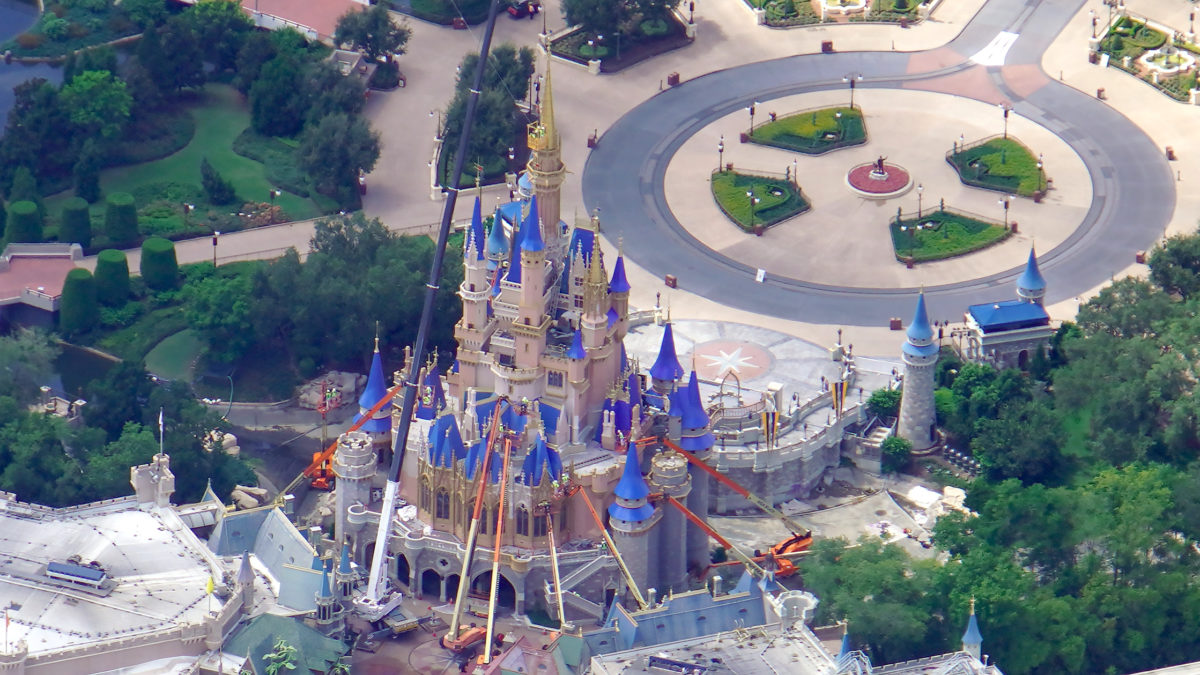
[[711, 170, 809, 232], [748, 106, 866, 155], [549, 15, 692, 74], [947, 137, 1043, 198], [889, 208, 1010, 262]]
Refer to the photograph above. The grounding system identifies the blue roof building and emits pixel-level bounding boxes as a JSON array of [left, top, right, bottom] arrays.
[[649, 323, 684, 386], [961, 247, 1053, 370]]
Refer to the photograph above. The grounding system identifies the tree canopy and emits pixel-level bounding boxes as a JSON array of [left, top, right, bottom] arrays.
[[334, 3, 411, 63]]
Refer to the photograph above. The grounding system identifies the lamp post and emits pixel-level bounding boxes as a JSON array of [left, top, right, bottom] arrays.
[[717, 135, 725, 172], [183, 203, 194, 228], [430, 109, 443, 140], [1000, 102, 1012, 139], [999, 195, 1012, 229], [1090, 9, 1097, 38], [212, 230, 220, 267], [507, 146, 515, 171], [746, 190, 760, 230], [843, 73, 863, 109], [792, 158, 798, 186], [535, 75, 543, 106], [748, 102, 757, 133], [958, 133, 965, 155], [1036, 153, 1045, 192], [916, 183, 924, 219], [269, 189, 280, 204]]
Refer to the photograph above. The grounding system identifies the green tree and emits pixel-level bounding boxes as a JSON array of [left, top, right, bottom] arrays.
[[122, 0, 168, 28], [250, 55, 305, 136], [1076, 276, 1173, 339], [866, 387, 901, 418], [6, 200, 42, 244], [104, 192, 139, 246], [73, 137, 103, 204], [180, 0, 254, 72], [183, 273, 254, 363], [200, 157, 238, 205], [84, 423, 159, 499], [304, 60, 367, 125], [0, 80, 72, 190], [298, 113, 381, 206], [59, 268, 99, 335], [138, 20, 206, 94], [140, 236, 179, 291], [333, 3, 411, 63], [94, 249, 131, 306], [234, 30, 277, 94], [8, 165, 44, 218], [562, 0, 621, 39], [59, 70, 132, 140], [0, 194, 6, 239], [880, 435, 911, 473], [1150, 229, 1200, 299], [971, 399, 1068, 485], [63, 47, 118, 85], [0, 328, 59, 404], [59, 197, 92, 248]]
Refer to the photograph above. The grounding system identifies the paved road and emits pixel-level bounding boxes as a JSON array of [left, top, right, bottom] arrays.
[[581, 0, 1174, 325]]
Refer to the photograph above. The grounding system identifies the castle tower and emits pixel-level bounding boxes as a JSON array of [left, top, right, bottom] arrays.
[[515, 198, 549, 372], [335, 541, 355, 602], [333, 431, 375, 547], [526, 65, 565, 250], [1016, 246, 1046, 305], [130, 452, 175, 507], [581, 234, 608, 350], [609, 249, 631, 340], [897, 292, 939, 451], [607, 444, 661, 601], [566, 328, 589, 442], [314, 568, 343, 638], [679, 371, 716, 569], [238, 550, 255, 613], [355, 337, 392, 456], [456, 197, 491, 376], [647, 450, 690, 594], [962, 597, 983, 661], [648, 323, 684, 395]]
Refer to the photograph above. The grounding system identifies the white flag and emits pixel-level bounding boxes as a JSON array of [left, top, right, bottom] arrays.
[[158, 408, 164, 436]]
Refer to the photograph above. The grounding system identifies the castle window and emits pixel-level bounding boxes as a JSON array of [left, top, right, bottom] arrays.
[[479, 506, 489, 535], [469, 283, 476, 292], [548, 371, 564, 388], [420, 480, 431, 512], [516, 506, 529, 536], [533, 513, 547, 537], [435, 489, 450, 519], [574, 295, 583, 308]]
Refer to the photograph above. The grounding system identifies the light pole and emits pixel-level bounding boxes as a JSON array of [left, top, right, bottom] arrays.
[[748, 101, 757, 133], [430, 109, 442, 140], [535, 75, 543, 106], [999, 195, 1012, 229], [1000, 102, 1012, 139], [212, 230, 220, 267], [269, 189, 280, 204], [507, 146, 515, 172], [791, 158, 798, 186], [1090, 9, 1097, 38], [746, 190, 760, 230], [916, 183, 924, 218], [958, 133, 965, 155], [843, 73, 863, 109], [183, 203, 194, 228], [1036, 153, 1045, 192], [717, 135, 725, 172]]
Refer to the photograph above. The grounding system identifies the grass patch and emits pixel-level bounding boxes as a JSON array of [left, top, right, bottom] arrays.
[[196, 341, 300, 402], [948, 137, 1043, 197], [402, 0, 489, 24], [748, 106, 866, 155], [711, 170, 809, 231], [145, 329, 204, 382], [889, 209, 1010, 262], [93, 303, 189, 362], [762, 0, 822, 24]]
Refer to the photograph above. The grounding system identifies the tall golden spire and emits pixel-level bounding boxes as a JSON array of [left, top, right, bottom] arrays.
[[540, 58, 557, 149]]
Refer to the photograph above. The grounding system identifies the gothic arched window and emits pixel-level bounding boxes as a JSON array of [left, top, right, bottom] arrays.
[[435, 489, 450, 520], [419, 479, 431, 512], [479, 505, 489, 535], [533, 513, 548, 537], [516, 506, 529, 536]]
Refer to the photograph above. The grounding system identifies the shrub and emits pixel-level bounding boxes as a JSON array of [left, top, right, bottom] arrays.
[[104, 192, 139, 246], [893, 0, 908, 9], [94, 249, 130, 305], [6, 200, 43, 244], [1110, 34, 1125, 51], [368, 61, 402, 89], [59, 268, 99, 335], [200, 157, 238, 205], [0, 196, 5, 239], [15, 33, 44, 50], [41, 16, 70, 41], [140, 236, 178, 290], [881, 435, 913, 473], [8, 166, 43, 218], [59, 197, 92, 248], [641, 19, 669, 37], [74, 138, 103, 203], [867, 388, 902, 419]]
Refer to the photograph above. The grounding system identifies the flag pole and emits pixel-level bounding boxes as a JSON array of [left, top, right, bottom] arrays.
[[158, 407, 164, 456]]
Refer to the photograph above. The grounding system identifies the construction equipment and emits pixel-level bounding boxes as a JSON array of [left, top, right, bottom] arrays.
[[480, 435, 515, 664], [662, 495, 769, 578], [562, 482, 648, 610], [541, 501, 567, 631], [636, 435, 814, 559]]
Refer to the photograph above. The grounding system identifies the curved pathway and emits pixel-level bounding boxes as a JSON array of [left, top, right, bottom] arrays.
[[581, 0, 1174, 325]]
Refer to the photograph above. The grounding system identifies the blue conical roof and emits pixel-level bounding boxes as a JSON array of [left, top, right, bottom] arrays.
[[839, 630, 851, 658], [1017, 246, 1046, 293], [355, 343, 389, 433], [415, 367, 445, 420], [962, 611, 982, 646], [505, 258, 522, 283], [319, 569, 332, 598], [568, 329, 586, 359], [339, 542, 351, 574], [681, 371, 710, 429], [649, 323, 684, 382], [520, 196, 544, 252], [521, 434, 563, 487], [609, 255, 631, 293], [490, 267, 503, 297], [486, 210, 509, 259], [311, 554, 323, 571], [468, 197, 485, 260], [907, 292, 934, 342], [612, 445, 648, 501]]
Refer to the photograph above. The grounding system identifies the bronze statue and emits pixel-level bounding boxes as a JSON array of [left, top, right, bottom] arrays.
[[874, 156, 887, 173]]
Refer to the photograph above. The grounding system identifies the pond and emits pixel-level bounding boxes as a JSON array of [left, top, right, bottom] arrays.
[[0, 0, 61, 133], [50, 342, 118, 400]]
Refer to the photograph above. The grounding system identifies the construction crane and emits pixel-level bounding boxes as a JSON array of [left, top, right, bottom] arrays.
[[636, 436, 814, 559], [662, 495, 768, 578], [542, 502, 567, 631], [481, 435, 515, 664]]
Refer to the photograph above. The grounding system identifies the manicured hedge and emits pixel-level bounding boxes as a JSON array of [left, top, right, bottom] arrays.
[[140, 236, 178, 290], [104, 192, 139, 247], [59, 197, 92, 248], [94, 249, 130, 306], [60, 267, 99, 335], [6, 200, 43, 244]]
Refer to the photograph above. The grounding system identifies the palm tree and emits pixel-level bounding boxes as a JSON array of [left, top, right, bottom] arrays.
[[264, 638, 298, 674]]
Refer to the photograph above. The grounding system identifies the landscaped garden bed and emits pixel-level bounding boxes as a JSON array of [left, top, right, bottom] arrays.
[[889, 208, 1010, 262], [1096, 15, 1200, 101], [947, 137, 1044, 198], [711, 170, 810, 232], [399, 0, 490, 25], [0, 0, 141, 58], [851, 0, 922, 23], [549, 15, 692, 74], [747, 106, 866, 155]]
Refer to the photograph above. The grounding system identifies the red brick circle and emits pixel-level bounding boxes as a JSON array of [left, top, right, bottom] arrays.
[[847, 163, 911, 194]]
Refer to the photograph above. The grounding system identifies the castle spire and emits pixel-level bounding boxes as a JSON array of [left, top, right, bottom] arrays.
[[962, 597, 983, 660], [1016, 245, 1046, 305], [540, 60, 557, 149], [467, 196, 485, 261], [649, 323, 684, 389], [608, 444, 654, 521], [355, 337, 389, 433], [897, 290, 939, 451]]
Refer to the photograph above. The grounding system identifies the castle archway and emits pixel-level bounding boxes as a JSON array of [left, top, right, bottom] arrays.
[[396, 554, 410, 587], [471, 571, 516, 609], [446, 574, 460, 601], [422, 569, 443, 599]]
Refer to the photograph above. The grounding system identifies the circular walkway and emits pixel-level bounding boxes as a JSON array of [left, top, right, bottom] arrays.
[[581, 0, 1174, 325]]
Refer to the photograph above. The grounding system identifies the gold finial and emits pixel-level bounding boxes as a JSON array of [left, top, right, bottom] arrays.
[[374, 321, 380, 352], [969, 596, 976, 615]]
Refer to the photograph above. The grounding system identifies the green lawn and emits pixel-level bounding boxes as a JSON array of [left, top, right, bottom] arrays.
[[145, 329, 205, 383], [949, 137, 1043, 197], [45, 84, 320, 247], [94, 303, 189, 363], [711, 170, 809, 231], [890, 209, 1010, 262], [748, 107, 866, 154]]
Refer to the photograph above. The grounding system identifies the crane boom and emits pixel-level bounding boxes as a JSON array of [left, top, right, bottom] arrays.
[[483, 437, 514, 664], [663, 495, 766, 578], [568, 486, 648, 610]]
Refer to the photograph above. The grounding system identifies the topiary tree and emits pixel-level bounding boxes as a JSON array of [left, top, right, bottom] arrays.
[[104, 192, 138, 247], [7, 166, 43, 219], [200, 157, 238, 205], [94, 249, 130, 306], [881, 435, 913, 474], [140, 236, 178, 291], [59, 267, 99, 335], [74, 138, 103, 203], [6, 200, 43, 244], [59, 197, 92, 248]]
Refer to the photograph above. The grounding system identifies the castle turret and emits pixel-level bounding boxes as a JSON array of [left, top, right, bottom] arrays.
[[355, 338, 391, 456], [649, 323, 684, 394], [678, 371, 715, 569], [609, 250, 631, 339], [962, 597, 983, 661], [607, 444, 660, 600], [335, 541, 354, 602], [515, 197, 549, 370], [581, 234, 608, 350], [1016, 246, 1046, 305], [238, 550, 255, 613], [314, 567, 343, 638], [333, 431, 375, 548], [648, 450, 690, 594], [457, 197, 491, 364], [526, 64, 565, 251], [131, 451, 175, 507], [897, 292, 939, 451]]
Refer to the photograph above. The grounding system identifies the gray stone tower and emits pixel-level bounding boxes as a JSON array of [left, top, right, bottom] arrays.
[[897, 291, 939, 451], [607, 444, 661, 603], [1016, 246, 1046, 305], [333, 431, 375, 548], [648, 450, 691, 594]]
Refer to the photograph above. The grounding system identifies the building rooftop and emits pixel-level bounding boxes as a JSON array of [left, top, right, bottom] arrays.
[[240, 0, 362, 42], [588, 623, 835, 674], [0, 496, 225, 656], [966, 300, 1050, 333], [0, 244, 82, 310]]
